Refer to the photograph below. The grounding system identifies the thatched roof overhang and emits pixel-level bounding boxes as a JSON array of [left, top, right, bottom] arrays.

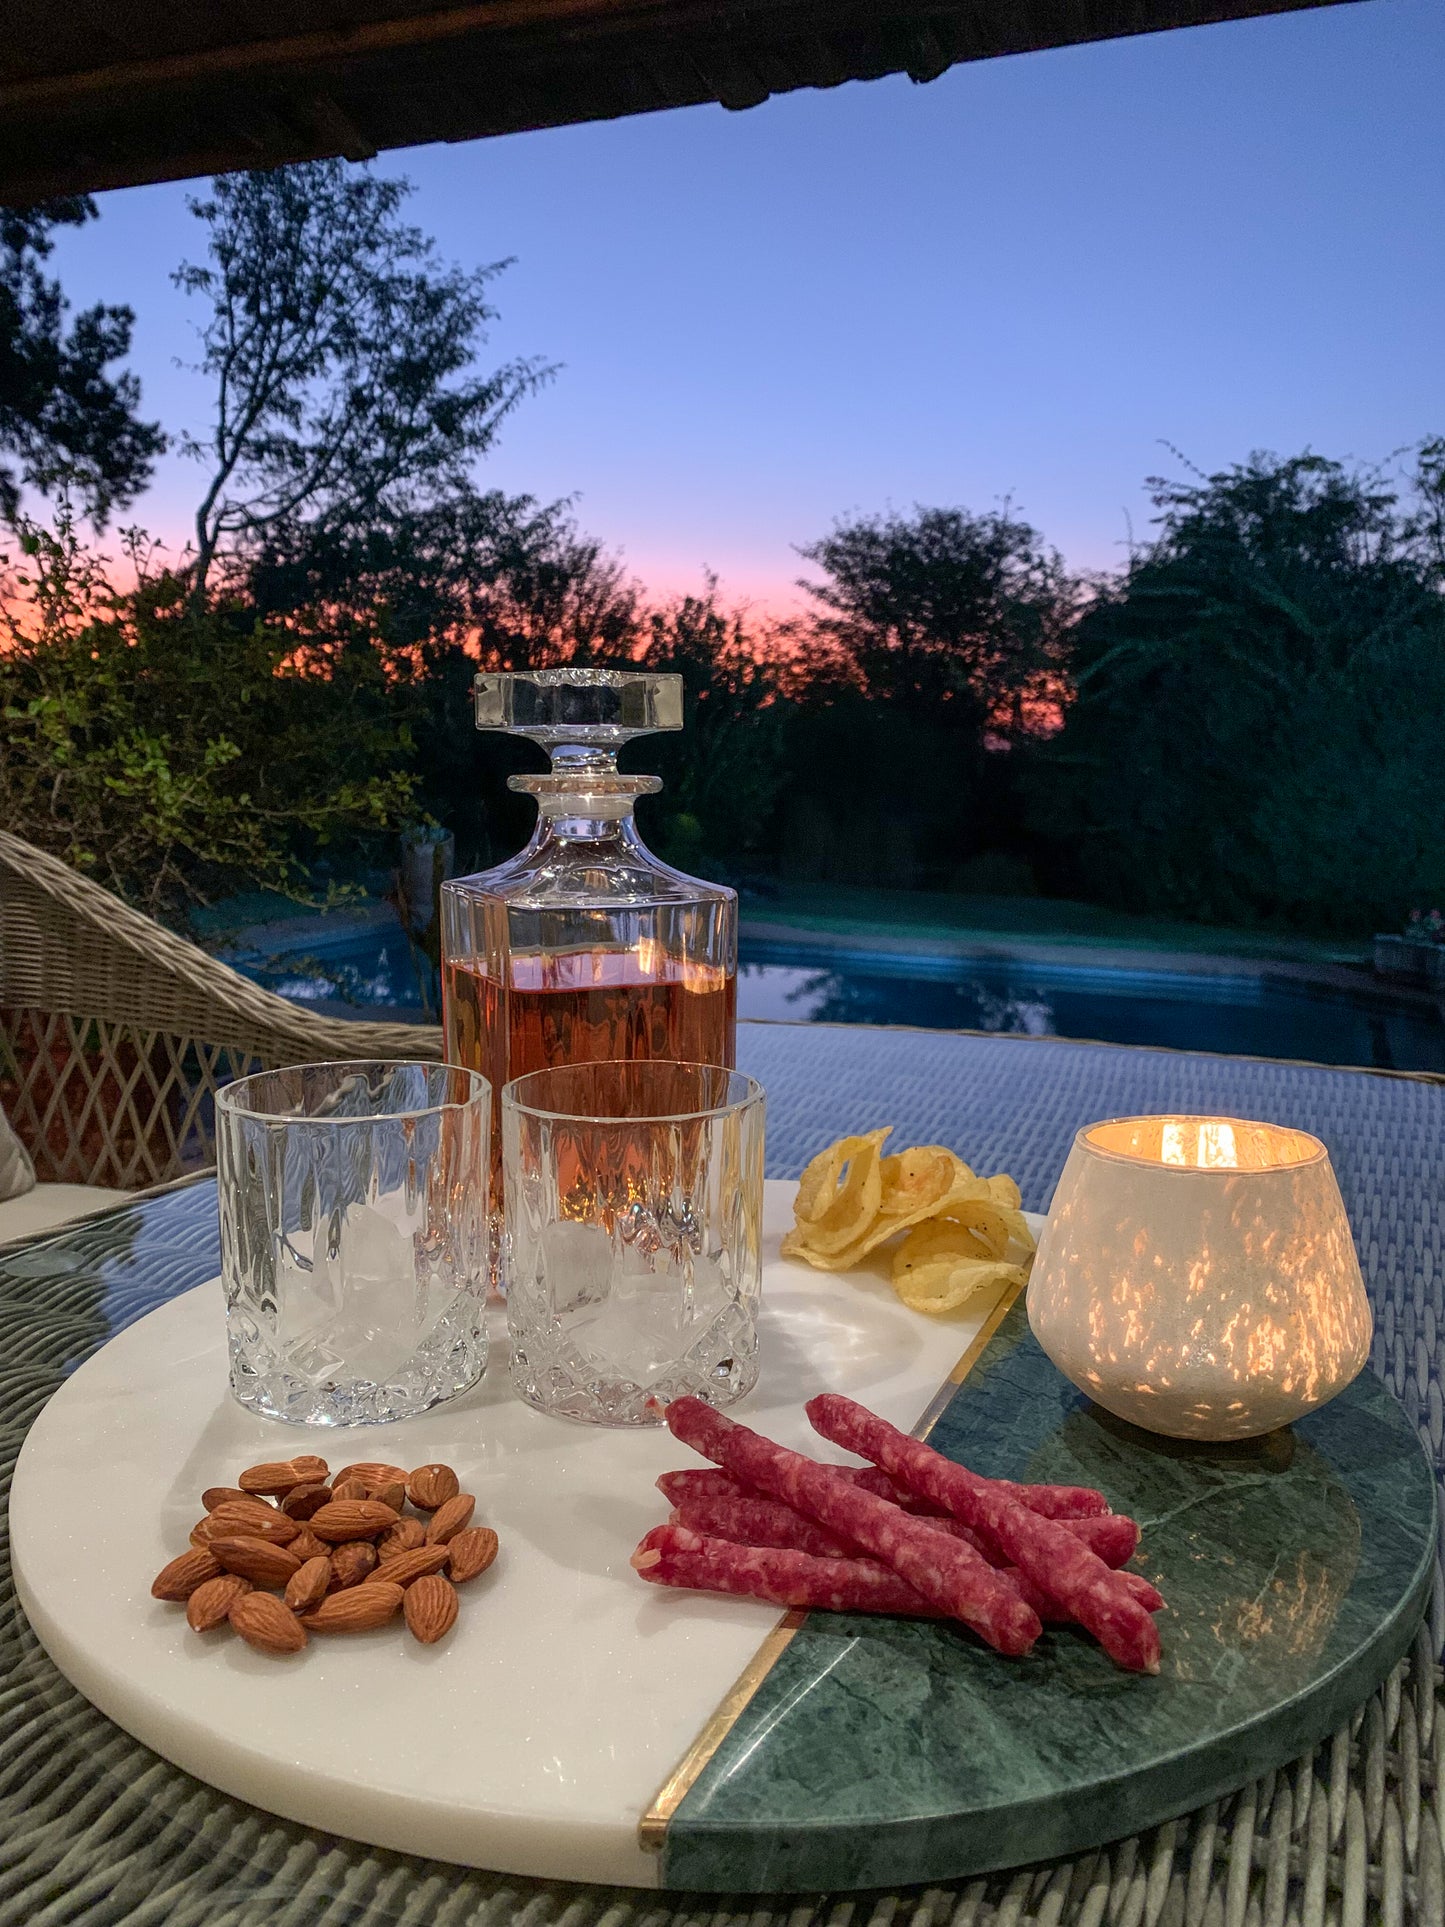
[[0, 0, 1359, 204]]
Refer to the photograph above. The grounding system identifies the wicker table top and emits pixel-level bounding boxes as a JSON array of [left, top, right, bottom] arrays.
[[2, 1020, 1442, 1927]]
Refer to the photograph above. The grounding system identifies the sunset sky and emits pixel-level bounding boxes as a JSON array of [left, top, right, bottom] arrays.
[[48, 0, 1444, 616]]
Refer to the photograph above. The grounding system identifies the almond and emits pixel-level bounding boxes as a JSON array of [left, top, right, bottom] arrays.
[[190, 1501, 273, 1547], [283, 1555, 332, 1613], [327, 1542, 378, 1591], [300, 1580, 404, 1633], [333, 1461, 408, 1490], [280, 1482, 333, 1520], [330, 1478, 370, 1504], [446, 1526, 499, 1585], [425, 1493, 475, 1545], [407, 1463, 460, 1512], [186, 1574, 252, 1631], [377, 1517, 427, 1561], [371, 1479, 407, 1513], [208, 1536, 304, 1588], [289, 1454, 330, 1482], [290, 1524, 328, 1563], [376, 1544, 451, 1587], [197, 1503, 299, 1547], [231, 1592, 308, 1654], [308, 1499, 400, 1543], [152, 1547, 224, 1601], [238, 1460, 313, 1497], [201, 1485, 254, 1512], [403, 1574, 459, 1645]]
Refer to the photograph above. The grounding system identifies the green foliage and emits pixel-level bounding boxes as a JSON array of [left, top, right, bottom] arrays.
[[0, 199, 163, 524], [1028, 448, 1445, 931], [0, 499, 417, 921]]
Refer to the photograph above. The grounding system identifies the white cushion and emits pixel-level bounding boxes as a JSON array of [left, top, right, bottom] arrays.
[[0, 1103, 36, 1201], [0, 1183, 133, 1246]]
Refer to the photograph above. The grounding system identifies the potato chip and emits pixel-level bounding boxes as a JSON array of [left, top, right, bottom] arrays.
[[934, 1197, 1036, 1261], [803, 1193, 946, 1270], [894, 1255, 1026, 1316], [878, 1147, 955, 1217], [791, 1129, 890, 1255], [938, 1161, 992, 1211], [795, 1132, 862, 1225], [892, 1216, 994, 1278], [782, 1125, 1031, 1312], [819, 1145, 963, 1258], [781, 1226, 881, 1272]]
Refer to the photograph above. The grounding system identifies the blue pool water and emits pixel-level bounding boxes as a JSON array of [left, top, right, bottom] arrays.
[[229, 924, 1445, 1074], [738, 942, 1445, 1075]]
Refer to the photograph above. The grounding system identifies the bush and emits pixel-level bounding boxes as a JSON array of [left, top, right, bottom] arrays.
[[1029, 448, 1445, 933], [0, 500, 417, 921], [949, 852, 1038, 897]]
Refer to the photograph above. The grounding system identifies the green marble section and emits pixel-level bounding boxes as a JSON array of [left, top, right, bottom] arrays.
[[660, 1304, 1436, 1894]]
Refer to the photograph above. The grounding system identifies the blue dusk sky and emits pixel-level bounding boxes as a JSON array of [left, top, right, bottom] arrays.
[[48, 0, 1445, 614]]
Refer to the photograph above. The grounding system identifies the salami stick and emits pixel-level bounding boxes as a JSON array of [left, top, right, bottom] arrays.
[[664, 1398, 1040, 1656], [842, 1463, 1108, 1521], [667, 1489, 988, 1562], [634, 1524, 944, 1616], [807, 1394, 1162, 1674], [636, 1525, 1163, 1623], [668, 1504, 1164, 1615], [841, 1470, 1140, 1568], [662, 1470, 995, 1562], [991, 1564, 1161, 1619], [1052, 1513, 1140, 1568], [669, 1489, 855, 1560], [660, 1468, 1141, 1569]]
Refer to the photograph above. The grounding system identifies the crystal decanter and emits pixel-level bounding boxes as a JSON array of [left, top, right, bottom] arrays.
[[440, 669, 738, 1158]]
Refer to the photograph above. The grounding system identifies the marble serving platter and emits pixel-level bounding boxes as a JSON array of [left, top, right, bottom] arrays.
[[12, 1180, 1436, 1895]]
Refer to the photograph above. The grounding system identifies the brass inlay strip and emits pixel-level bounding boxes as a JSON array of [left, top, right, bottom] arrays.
[[637, 1610, 806, 1851], [912, 1271, 1026, 1442], [637, 1273, 1022, 1854]]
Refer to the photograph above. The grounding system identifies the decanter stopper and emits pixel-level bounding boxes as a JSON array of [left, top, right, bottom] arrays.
[[474, 669, 682, 770]]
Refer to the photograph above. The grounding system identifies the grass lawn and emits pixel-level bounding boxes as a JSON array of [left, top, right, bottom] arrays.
[[741, 883, 1370, 968]]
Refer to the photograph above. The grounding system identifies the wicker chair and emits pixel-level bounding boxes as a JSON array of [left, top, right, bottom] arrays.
[[0, 831, 443, 1192]]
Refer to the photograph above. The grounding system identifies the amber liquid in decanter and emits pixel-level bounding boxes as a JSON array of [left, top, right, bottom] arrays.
[[442, 948, 736, 1113], [440, 670, 738, 1181]]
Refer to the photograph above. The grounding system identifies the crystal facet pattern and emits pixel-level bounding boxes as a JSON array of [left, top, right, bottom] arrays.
[[217, 1060, 490, 1426], [503, 1061, 764, 1425]]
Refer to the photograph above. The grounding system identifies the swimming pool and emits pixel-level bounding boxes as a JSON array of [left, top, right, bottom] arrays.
[[228, 923, 1445, 1074], [739, 941, 1445, 1075]]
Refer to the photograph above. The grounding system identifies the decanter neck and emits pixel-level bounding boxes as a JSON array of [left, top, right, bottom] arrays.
[[510, 768, 661, 838]]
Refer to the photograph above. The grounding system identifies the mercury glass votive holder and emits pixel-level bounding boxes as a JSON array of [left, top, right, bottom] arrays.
[[1028, 1115, 1373, 1441]]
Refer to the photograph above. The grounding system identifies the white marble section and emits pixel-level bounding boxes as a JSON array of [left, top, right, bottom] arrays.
[[12, 1183, 1032, 1888]]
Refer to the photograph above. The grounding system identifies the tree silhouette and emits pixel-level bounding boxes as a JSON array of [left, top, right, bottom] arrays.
[[0, 198, 163, 524], [797, 505, 1077, 739], [176, 162, 551, 596], [1030, 447, 1445, 928]]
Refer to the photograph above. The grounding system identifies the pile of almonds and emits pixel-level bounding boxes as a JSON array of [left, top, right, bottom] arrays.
[[151, 1455, 497, 1656]]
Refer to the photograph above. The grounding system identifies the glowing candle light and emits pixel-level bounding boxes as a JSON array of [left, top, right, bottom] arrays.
[[1028, 1116, 1372, 1441]]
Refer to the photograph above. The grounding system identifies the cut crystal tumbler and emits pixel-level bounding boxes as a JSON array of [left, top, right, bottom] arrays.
[[218, 1061, 490, 1426], [502, 1060, 765, 1425]]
